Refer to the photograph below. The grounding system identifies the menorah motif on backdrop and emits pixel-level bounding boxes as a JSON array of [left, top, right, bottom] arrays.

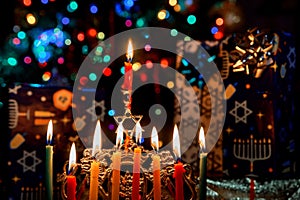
[[233, 135, 272, 173]]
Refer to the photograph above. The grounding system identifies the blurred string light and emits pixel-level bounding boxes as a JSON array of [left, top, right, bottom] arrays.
[[26, 13, 37, 25], [67, 1, 78, 13], [157, 10, 169, 20], [23, 0, 32, 6], [42, 71, 52, 81], [31, 28, 70, 63], [187, 14, 196, 25], [90, 4, 98, 14]]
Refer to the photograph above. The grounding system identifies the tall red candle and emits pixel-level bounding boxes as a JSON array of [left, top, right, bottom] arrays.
[[67, 142, 77, 200], [122, 39, 133, 110], [172, 125, 185, 200]]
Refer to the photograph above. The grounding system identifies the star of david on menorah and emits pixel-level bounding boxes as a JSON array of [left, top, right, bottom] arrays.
[[57, 40, 202, 200]]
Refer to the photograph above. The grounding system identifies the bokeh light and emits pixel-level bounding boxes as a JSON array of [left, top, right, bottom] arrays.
[[90, 4, 98, 14], [136, 18, 145, 27], [169, 0, 177, 6], [103, 67, 112, 76], [160, 58, 169, 68], [23, 0, 32, 6], [89, 73, 97, 81], [140, 72, 147, 82], [8, 57, 18, 66], [125, 19, 132, 27], [132, 62, 142, 71], [216, 17, 224, 26], [24, 56, 32, 64], [145, 60, 153, 69], [77, 32, 85, 42], [144, 44, 151, 52], [97, 32, 105, 40], [26, 13, 37, 25], [187, 15, 196, 25]]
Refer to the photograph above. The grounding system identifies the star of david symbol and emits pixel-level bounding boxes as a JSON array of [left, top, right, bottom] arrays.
[[229, 100, 252, 124], [114, 108, 143, 137], [17, 150, 42, 173], [86, 100, 106, 121], [287, 46, 296, 69]]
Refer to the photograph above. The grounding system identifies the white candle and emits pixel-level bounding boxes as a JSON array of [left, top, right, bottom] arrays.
[[151, 127, 161, 200], [198, 127, 207, 200]]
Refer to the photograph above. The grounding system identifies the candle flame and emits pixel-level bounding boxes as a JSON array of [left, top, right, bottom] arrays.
[[151, 126, 159, 152], [116, 122, 124, 148], [135, 121, 143, 144], [126, 39, 133, 61], [46, 120, 53, 145], [68, 142, 76, 173], [199, 127, 206, 151], [173, 124, 181, 159], [92, 120, 102, 157]]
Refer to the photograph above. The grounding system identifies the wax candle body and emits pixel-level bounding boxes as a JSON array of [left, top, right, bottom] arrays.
[[67, 175, 77, 200], [173, 161, 185, 200], [199, 153, 207, 200], [89, 161, 100, 200], [122, 61, 133, 91], [249, 178, 255, 200], [111, 151, 121, 200], [132, 147, 141, 200], [45, 145, 53, 200], [152, 154, 161, 200]]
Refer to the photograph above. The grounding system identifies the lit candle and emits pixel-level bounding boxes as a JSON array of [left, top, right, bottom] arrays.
[[45, 120, 53, 200], [67, 142, 77, 200], [132, 122, 142, 200], [198, 127, 207, 200], [172, 124, 185, 200], [122, 39, 134, 110], [151, 127, 161, 200], [89, 120, 101, 200], [111, 122, 123, 200]]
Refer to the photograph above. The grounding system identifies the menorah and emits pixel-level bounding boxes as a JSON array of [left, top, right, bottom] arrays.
[[233, 135, 272, 173], [57, 140, 198, 200]]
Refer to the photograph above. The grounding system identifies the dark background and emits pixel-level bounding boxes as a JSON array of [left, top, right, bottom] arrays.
[[0, 0, 299, 198]]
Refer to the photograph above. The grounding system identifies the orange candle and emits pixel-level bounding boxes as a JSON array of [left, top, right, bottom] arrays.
[[132, 147, 141, 200], [67, 142, 77, 200], [172, 125, 185, 200], [89, 161, 99, 200], [89, 120, 101, 200], [111, 122, 123, 200], [151, 127, 161, 200]]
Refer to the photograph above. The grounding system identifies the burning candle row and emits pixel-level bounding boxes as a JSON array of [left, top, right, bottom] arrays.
[[45, 120, 207, 200]]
